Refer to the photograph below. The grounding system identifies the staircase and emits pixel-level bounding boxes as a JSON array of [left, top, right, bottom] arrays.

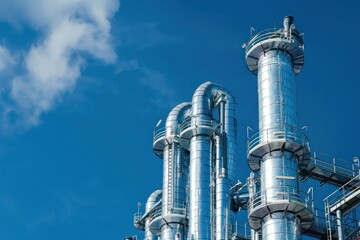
[[324, 175, 360, 240]]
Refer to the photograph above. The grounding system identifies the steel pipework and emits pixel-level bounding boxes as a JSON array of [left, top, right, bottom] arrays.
[[187, 82, 237, 240], [161, 103, 192, 240], [245, 16, 312, 240], [145, 190, 162, 240]]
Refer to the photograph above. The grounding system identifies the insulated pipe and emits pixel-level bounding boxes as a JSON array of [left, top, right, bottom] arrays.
[[215, 135, 228, 240], [161, 103, 192, 240], [248, 172, 260, 239], [188, 82, 236, 240], [145, 190, 162, 240], [191, 82, 236, 185], [336, 209, 344, 240]]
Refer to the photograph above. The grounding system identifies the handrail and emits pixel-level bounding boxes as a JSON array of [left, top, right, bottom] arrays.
[[134, 212, 142, 223], [246, 126, 309, 155], [244, 28, 303, 55], [233, 222, 251, 239], [148, 203, 187, 222], [179, 117, 216, 133], [312, 208, 327, 227], [153, 127, 166, 143], [324, 175, 360, 208], [311, 151, 359, 177], [248, 185, 311, 211], [153, 126, 178, 143]]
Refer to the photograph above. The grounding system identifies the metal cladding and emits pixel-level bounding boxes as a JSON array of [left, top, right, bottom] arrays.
[[187, 82, 236, 240], [133, 16, 359, 240], [135, 81, 238, 240], [162, 103, 192, 240], [245, 16, 313, 239], [145, 190, 163, 240]]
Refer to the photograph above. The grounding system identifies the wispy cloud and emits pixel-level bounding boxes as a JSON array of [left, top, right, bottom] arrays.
[[0, 0, 119, 131], [0, 45, 15, 72], [116, 59, 176, 108]]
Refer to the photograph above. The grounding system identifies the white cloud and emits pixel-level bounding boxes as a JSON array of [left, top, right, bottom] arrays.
[[115, 59, 176, 109], [116, 59, 140, 73], [0, 0, 119, 129], [0, 45, 14, 72]]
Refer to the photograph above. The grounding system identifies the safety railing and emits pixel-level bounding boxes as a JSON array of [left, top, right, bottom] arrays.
[[233, 221, 251, 239], [148, 203, 187, 222], [244, 28, 303, 55], [153, 126, 178, 144], [134, 212, 142, 223], [133, 212, 144, 229], [179, 117, 217, 134], [248, 185, 312, 211], [312, 208, 329, 228], [324, 175, 360, 210], [311, 152, 360, 178], [246, 126, 309, 155], [324, 207, 360, 239]]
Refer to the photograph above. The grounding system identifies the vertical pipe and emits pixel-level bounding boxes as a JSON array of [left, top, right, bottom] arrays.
[[189, 135, 212, 239], [215, 134, 229, 240], [188, 82, 236, 240], [336, 209, 344, 240], [248, 172, 261, 240]]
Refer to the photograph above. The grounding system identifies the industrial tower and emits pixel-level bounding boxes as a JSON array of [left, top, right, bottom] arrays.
[[132, 16, 360, 240], [245, 16, 312, 239]]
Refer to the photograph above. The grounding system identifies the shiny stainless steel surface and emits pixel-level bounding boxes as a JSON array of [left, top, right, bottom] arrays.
[[245, 16, 313, 240], [188, 135, 212, 239], [215, 135, 229, 240], [336, 209, 344, 240], [262, 213, 301, 240], [258, 50, 297, 133], [133, 16, 360, 240], [145, 190, 162, 240], [186, 82, 236, 240], [161, 102, 192, 240]]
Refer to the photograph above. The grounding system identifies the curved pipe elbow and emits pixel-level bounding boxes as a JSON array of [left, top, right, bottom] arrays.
[[165, 102, 192, 136], [192, 81, 236, 117], [146, 189, 162, 211]]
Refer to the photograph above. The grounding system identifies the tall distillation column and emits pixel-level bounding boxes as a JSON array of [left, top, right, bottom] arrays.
[[152, 103, 192, 240], [244, 16, 313, 239]]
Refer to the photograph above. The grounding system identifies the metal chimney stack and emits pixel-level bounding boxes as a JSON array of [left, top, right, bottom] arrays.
[[244, 16, 313, 239]]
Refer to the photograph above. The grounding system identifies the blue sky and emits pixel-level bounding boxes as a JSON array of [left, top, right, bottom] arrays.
[[0, 1, 359, 239]]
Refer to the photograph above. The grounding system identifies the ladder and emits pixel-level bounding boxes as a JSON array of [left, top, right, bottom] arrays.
[[167, 145, 173, 210], [324, 199, 334, 240]]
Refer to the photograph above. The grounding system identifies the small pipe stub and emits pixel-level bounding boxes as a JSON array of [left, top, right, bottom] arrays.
[[283, 15, 294, 31]]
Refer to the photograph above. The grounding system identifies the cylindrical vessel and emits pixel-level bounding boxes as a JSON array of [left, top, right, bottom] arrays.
[[258, 50, 297, 139], [257, 47, 300, 240], [262, 213, 301, 239], [245, 16, 312, 240]]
